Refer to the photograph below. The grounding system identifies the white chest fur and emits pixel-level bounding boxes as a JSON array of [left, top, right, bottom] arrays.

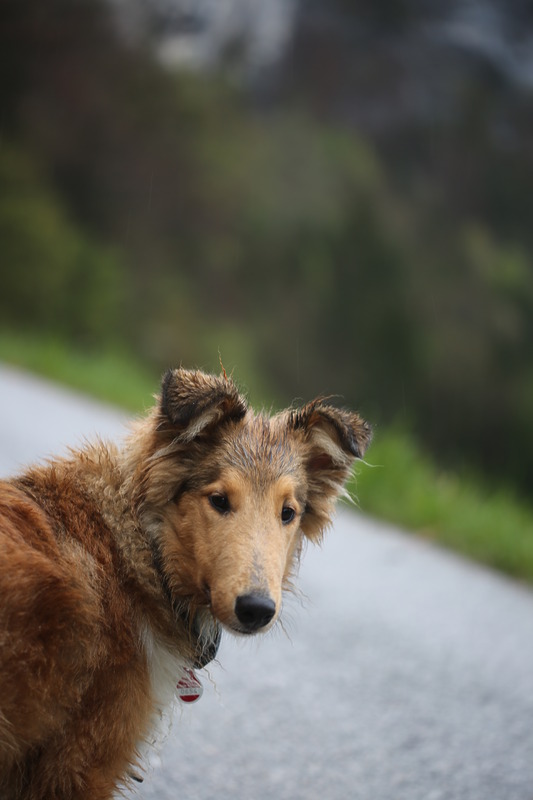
[[138, 622, 189, 753]]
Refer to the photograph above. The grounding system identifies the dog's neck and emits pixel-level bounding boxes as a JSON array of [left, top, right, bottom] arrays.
[[118, 508, 221, 669], [149, 536, 221, 668]]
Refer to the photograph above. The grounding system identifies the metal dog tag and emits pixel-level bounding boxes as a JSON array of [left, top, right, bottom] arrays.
[[176, 669, 203, 703]]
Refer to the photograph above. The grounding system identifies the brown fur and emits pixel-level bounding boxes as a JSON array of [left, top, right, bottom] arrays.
[[0, 368, 371, 799]]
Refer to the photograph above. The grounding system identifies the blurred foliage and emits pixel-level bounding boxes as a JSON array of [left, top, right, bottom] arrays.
[[0, 143, 126, 345], [1, 0, 533, 502], [0, 329, 157, 412]]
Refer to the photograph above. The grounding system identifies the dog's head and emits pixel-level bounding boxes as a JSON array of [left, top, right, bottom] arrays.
[[135, 368, 371, 642]]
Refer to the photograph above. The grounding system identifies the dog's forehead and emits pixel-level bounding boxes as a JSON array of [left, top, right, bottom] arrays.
[[218, 412, 302, 481]]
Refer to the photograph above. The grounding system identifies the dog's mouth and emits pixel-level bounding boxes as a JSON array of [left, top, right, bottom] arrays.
[[174, 590, 278, 671], [225, 623, 274, 637]]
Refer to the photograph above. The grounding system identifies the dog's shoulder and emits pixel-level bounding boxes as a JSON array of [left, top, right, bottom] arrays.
[[0, 478, 60, 550], [7, 455, 120, 561]]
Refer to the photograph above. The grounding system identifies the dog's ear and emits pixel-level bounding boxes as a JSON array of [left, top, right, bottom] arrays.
[[288, 400, 372, 541], [159, 368, 247, 442]]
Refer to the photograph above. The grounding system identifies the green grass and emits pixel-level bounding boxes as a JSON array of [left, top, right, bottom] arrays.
[[2, 329, 533, 585], [0, 330, 158, 414], [351, 429, 533, 584]]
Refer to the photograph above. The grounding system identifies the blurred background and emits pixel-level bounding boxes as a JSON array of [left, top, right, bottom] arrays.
[[1, 0, 533, 582]]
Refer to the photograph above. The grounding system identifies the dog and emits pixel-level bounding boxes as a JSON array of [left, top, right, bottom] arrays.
[[0, 367, 372, 799]]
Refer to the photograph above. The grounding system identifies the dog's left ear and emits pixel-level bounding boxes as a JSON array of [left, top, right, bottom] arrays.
[[288, 400, 372, 541], [159, 368, 248, 443]]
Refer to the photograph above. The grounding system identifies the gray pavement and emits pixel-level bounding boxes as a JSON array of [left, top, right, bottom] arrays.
[[1, 364, 533, 800]]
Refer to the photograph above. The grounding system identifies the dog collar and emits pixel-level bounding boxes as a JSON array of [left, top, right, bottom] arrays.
[[189, 611, 222, 669], [176, 612, 220, 707]]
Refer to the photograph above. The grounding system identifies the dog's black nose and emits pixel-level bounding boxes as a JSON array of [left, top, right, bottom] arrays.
[[235, 593, 276, 632]]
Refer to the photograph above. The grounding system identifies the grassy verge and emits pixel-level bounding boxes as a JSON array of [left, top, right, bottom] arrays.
[[0, 330, 157, 413], [2, 329, 533, 585], [351, 429, 533, 585]]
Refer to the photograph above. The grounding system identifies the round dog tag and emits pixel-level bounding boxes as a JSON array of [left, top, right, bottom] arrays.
[[176, 669, 203, 703]]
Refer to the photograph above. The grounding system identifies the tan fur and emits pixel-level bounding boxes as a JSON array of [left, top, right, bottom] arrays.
[[0, 368, 372, 799]]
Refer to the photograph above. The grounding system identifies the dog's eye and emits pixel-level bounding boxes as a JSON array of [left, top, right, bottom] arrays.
[[209, 494, 230, 514], [281, 506, 296, 525]]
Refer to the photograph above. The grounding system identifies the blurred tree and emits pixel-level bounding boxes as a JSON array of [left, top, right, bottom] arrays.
[[1, 0, 533, 495], [0, 142, 126, 346]]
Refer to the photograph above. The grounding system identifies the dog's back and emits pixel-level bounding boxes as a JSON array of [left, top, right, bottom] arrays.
[[0, 475, 152, 799]]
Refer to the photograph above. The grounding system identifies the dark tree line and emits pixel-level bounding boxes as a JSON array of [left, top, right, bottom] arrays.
[[1, 0, 533, 494]]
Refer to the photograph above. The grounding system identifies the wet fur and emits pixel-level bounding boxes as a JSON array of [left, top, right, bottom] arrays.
[[0, 368, 371, 799]]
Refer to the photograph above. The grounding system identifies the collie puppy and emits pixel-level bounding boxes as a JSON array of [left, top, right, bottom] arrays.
[[0, 368, 372, 799]]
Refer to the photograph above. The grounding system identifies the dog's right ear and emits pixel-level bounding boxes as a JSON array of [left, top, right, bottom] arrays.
[[287, 400, 372, 542], [159, 368, 248, 443]]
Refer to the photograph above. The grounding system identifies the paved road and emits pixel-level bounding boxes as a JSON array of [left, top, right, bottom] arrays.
[[1, 364, 533, 800]]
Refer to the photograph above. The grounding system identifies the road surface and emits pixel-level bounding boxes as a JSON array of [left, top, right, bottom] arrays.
[[1, 363, 533, 800]]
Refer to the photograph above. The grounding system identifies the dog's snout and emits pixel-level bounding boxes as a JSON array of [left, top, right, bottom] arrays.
[[234, 593, 276, 632]]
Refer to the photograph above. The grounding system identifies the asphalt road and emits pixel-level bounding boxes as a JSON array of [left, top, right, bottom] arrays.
[[1, 364, 533, 800]]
